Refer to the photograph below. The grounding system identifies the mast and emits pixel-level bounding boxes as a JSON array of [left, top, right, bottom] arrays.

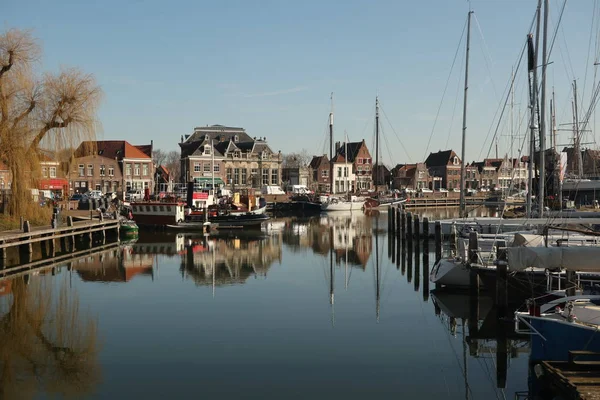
[[510, 68, 515, 160], [573, 81, 583, 178], [539, 0, 549, 217], [345, 130, 349, 197], [526, 30, 538, 218], [330, 93, 334, 194], [553, 90, 562, 209], [375, 217, 380, 323], [459, 10, 473, 218], [375, 96, 380, 190], [211, 139, 215, 195]]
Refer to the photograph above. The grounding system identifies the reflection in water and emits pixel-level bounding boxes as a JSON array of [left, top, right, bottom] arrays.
[[0, 274, 99, 398]]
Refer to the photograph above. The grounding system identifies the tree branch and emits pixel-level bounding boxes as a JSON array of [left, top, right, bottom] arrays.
[[0, 50, 14, 78], [11, 100, 35, 130], [29, 117, 72, 152]]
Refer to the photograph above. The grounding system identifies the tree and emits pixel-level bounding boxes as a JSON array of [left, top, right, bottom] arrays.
[[165, 150, 181, 183], [282, 149, 311, 168], [152, 149, 166, 168], [0, 29, 102, 218]]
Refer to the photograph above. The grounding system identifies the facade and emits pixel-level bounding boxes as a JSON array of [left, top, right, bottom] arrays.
[[425, 150, 461, 190], [465, 163, 480, 189], [331, 152, 356, 194], [155, 165, 173, 192], [392, 163, 430, 190], [309, 155, 330, 193], [72, 140, 154, 195], [372, 165, 392, 190], [282, 167, 310, 188], [38, 154, 69, 196], [334, 140, 373, 192], [180, 125, 282, 190]]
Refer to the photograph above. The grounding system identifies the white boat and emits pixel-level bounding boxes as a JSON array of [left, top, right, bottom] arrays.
[[320, 196, 365, 211]]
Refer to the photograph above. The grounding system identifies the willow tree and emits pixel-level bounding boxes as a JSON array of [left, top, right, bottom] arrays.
[[0, 28, 102, 218]]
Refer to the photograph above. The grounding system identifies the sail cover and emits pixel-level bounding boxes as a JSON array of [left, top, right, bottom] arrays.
[[507, 246, 600, 272]]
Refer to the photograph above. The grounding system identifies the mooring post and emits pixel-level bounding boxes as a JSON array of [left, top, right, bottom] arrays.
[[435, 221, 442, 262], [423, 217, 429, 252], [391, 206, 396, 237], [22, 220, 32, 254], [400, 209, 406, 239], [468, 231, 479, 265], [496, 240, 508, 319], [396, 208, 401, 238], [407, 232, 413, 284], [413, 214, 420, 240], [388, 205, 393, 232], [67, 216, 75, 252], [406, 212, 413, 248]]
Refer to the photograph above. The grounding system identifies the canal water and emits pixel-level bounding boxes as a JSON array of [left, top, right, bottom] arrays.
[[0, 209, 530, 399]]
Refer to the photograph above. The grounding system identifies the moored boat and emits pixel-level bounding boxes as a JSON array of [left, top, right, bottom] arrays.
[[130, 201, 186, 226]]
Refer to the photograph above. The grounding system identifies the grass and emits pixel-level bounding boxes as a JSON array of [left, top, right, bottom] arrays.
[[0, 201, 53, 231]]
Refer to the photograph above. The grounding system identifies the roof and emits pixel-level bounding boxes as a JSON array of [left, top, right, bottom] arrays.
[[425, 150, 459, 167], [76, 141, 152, 160], [134, 144, 153, 157], [184, 125, 253, 144], [335, 140, 367, 163], [309, 155, 329, 169]]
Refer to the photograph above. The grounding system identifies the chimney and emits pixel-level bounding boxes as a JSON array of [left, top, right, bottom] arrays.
[[335, 141, 341, 153], [180, 135, 184, 143]]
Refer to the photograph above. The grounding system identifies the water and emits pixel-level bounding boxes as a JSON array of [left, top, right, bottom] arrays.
[[0, 211, 530, 399]]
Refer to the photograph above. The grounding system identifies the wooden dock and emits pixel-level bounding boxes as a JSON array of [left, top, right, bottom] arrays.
[[0, 216, 121, 265], [539, 351, 600, 400], [404, 197, 486, 208]]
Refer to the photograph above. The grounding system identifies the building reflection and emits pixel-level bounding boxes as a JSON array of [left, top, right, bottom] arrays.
[[280, 213, 373, 268], [181, 231, 283, 287]]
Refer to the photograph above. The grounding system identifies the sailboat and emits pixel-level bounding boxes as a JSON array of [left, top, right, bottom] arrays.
[[321, 95, 366, 212]]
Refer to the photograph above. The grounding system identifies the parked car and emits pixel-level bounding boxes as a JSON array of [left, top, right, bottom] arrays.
[[479, 187, 490, 192], [437, 188, 449, 193], [419, 188, 433, 193], [125, 189, 143, 201], [403, 188, 416, 194], [88, 190, 103, 199], [70, 193, 84, 201]]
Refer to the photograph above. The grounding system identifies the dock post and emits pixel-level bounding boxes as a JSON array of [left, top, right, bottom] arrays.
[[406, 212, 413, 248], [21, 220, 32, 254], [407, 231, 413, 284], [391, 206, 396, 237], [422, 217, 429, 253], [468, 231, 478, 265], [434, 221, 442, 262], [422, 217, 430, 301], [396, 209, 401, 238], [48, 235, 55, 257], [67, 216, 75, 252], [496, 241, 508, 319], [413, 214, 420, 240], [468, 272, 480, 356], [400, 210, 406, 239], [388, 206, 393, 232]]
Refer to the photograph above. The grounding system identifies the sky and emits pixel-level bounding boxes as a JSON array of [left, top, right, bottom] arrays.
[[3, 0, 599, 166]]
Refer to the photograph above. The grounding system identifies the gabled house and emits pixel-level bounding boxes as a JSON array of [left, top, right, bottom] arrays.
[[72, 140, 154, 195], [392, 163, 430, 190], [155, 165, 172, 192], [179, 125, 282, 190], [38, 152, 69, 196], [334, 139, 373, 192], [425, 150, 461, 190], [308, 155, 330, 193], [331, 149, 356, 194]]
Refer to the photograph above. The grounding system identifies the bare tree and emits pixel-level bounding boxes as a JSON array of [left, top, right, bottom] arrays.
[[0, 29, 102, 217], [282, 149, 311, 168], [165, 150, 181, 183], [152, 149, 166, 167]]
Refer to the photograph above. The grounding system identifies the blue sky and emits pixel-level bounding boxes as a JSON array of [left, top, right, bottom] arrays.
[[3, 0, 597, 166]]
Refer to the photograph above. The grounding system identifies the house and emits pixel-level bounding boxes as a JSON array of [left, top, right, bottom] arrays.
[[155, 165, 172, 193], [392, 163, 430, 190], [372, 164, 392, 190], [308, 155, 330, 193], [334, 140, 373, 192], [282, 167, 310, 188], [331, 147, 356, 194], [71, 140, 154, 195], [38, 152, 69, 197], [425, 150, 461, 190], [465, 163, 480, 189], [179, 125, 282, 190]]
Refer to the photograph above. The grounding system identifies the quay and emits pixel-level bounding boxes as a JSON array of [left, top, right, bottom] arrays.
[[0, 216, 121, 266], [538, 352, 600, 400]]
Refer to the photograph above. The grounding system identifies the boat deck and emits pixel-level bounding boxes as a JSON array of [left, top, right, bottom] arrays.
[[542, 352, 600, 400]]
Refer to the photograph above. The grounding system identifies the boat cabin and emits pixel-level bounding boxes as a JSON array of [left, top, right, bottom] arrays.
[[131, 202, 186, 226]]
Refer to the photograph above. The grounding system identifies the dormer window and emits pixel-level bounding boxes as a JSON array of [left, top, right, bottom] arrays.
[[233, 150, 241, 159], [234, 135, 239, 143], [204, 145, 211, 155], [261, 151, 269, 160], [453, 156, 459, 165]]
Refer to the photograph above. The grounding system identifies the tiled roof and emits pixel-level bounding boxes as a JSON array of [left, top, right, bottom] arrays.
[[185, 125, 253, 144], [335, 141, 366, 163], [134, 144, 153, 157], [425, 150, 459, 167], [309, 155, 329, 169], [76, 141, 152, 160]]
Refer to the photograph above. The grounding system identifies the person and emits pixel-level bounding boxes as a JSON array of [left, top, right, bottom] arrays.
[[128, 209, 133, 220]]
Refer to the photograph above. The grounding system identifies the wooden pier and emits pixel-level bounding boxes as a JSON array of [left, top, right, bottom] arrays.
[[539, 352, 600, 400], [404, 197, 486, 209], [0, 216, 121, 266]]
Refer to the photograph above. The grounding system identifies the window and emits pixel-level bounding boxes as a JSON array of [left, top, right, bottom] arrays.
[[261, 151, 269, 160], [134, 164, 140, 176], [49, 167, 56, 178], [251, 168, 258, 176], [143, 164, 149, 176], [108, 167, 114, 176], [271, 169, 278, 185], [81, 181, 86, 188], [357, 158, 363, 164], [100, 165, 106, 176], [204, 145, 211, 155], [234, 135, 239, 142], [418, 171, 424, 178], [227, 168, 232, 183], [75, 182, 80, 188], [95, 184, 101, 190], [126, 164, 132, 176], [87, 164, 93, 176], [241, 168, 247, 184], [214, 164, 220, 173], [204, 163, 211, 172], [41, 167, 48, 177], [337, 167, 342, 178], [262, 169, 269, 185], [344, 167, 348, 177], [234, 168, 240, 185], [321, 170, 329, 178], [233, 151, 240, 159], [453, 156, 459, 165], [78, 164, 84, 177], [159, 205, 164, 212], [194, 163, 201, 172]]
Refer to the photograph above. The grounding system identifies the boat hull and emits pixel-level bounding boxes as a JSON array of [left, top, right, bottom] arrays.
[[430, 259, 471, 288], [321, 200, 364, 212]]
